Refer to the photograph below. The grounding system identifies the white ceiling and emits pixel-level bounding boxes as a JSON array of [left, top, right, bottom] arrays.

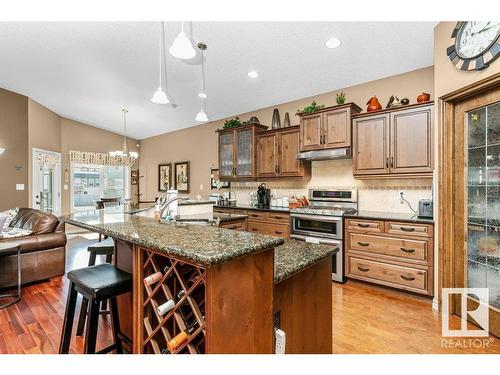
[[0, 22, 437, 139]]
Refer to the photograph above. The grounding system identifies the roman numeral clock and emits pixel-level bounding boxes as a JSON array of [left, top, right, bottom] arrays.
[[447, 21, 500, 71]]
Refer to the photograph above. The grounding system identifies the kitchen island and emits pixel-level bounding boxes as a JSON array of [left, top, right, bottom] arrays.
[[62, 206, 335, 354]]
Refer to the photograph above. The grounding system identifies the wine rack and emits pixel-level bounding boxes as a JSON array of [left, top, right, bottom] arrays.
[[142, 249, 206, 354]]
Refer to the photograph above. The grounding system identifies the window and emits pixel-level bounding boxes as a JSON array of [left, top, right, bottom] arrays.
[[71, 163, 130, 212]]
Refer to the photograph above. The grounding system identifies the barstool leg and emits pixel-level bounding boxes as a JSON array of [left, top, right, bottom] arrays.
[[84, 298, 100, 354], [59, 281, 78, 354], [76, 297, 89, 336], [109, 297, 123, 354]]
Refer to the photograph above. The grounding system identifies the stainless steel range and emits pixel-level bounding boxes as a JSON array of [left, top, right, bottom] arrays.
[[290, 189, 358, 283]]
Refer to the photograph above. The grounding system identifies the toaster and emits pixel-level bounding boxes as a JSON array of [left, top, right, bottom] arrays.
[[418, 199, 433, 218]]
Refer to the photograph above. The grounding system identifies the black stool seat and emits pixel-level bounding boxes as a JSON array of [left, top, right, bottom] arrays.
[[87, 237, 114, 256], [0, 243, 21, 309], [59, 264, 132, 354], [68, 264, 132, 300]]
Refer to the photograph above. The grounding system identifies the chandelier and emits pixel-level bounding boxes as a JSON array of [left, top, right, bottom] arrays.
[[109, 108, 139, 160]]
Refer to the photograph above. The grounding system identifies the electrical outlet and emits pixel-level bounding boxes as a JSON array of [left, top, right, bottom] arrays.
[[399, 191, 405, 204]]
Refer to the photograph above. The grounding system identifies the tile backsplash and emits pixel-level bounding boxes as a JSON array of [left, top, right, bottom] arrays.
[[230, 160, 433, 214]]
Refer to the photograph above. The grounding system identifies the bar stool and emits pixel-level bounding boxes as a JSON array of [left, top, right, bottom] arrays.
[[76, 237, 115, 336], [0, 243, 21, 309], [59, 263, 132, 354]]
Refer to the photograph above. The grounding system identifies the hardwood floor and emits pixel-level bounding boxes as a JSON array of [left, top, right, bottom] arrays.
[[332, 280, 500, 353], [1, 232, 499, 354]]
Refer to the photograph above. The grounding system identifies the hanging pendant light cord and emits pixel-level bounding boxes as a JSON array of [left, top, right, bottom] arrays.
[[200, 47, 206, 96], [161, 22, 168, 92], [158, 23, 163, 88], [122, 108, 129, 154]]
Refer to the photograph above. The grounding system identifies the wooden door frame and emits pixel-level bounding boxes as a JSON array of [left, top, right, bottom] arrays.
[[438, 72, 500, 313]]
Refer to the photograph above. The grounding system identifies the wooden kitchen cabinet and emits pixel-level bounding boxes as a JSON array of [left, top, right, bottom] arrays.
[[345, 217, 434, 296], [298, 103, 362, 152], [352, 102, 434, 179], [217, 123, 268, 180], [256, 125, 310, 179]]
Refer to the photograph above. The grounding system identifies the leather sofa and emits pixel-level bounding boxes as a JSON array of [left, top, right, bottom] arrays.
[[0, 208, 67, 288]]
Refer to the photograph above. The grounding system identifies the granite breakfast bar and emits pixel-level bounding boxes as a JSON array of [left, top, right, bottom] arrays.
[[63, 207, 336, 354]]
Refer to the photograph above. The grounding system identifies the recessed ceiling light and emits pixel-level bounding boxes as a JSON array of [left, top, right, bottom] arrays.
[[325, 37, 341, 49], [248, 71, 259, 79]]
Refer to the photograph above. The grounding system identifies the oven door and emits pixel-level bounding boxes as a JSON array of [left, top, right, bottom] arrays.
[[290, 214, 342, 240], [290, 234, 344, 283]]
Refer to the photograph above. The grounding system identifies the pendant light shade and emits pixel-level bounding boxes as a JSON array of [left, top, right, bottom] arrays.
[[195, 109, 209, 122], [151, 22, 171, 104], [169, 22, 195, 60], [151, 87, 169, 104], [195, 42, 209, 122]]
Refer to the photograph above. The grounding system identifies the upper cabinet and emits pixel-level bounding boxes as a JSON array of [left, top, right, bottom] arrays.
[[256, 126, 310, 179], [218, 124, 268, 180], [299, 103, 362, 152], [352, 102, 434, 179]]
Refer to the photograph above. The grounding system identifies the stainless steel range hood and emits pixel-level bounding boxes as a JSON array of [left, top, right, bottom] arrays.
[[296, 147, 351, 161]]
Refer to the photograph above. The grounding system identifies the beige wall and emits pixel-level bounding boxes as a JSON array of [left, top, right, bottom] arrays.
[[60, 118, 138, 215], [0, 88, 29, 211], [27, 98, 62, 202], [139, 66, 434, 212]]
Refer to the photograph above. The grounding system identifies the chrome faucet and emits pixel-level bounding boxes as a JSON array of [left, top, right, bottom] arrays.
[[159, 196, 189, 219]]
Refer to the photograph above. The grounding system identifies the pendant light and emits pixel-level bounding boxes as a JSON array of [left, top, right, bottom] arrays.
[[169, 22, 196, 60], [151, 22, 170, 104], [195, 42, 209, 122], [110, 108, 139, 159]]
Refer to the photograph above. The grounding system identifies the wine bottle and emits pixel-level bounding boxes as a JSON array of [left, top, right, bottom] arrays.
[[157, 289, 187, 316], [157, 299, 175, 316], [166, 322, 198, 353], [143, 272, 162, 286]]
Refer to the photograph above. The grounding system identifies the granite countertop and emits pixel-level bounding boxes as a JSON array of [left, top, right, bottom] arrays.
[[274, 239, 338, 283], [62, 206, 283, 267], [345, 210, 434, 224], [214, 213, 248, 223], [214, 203, 290, 213]]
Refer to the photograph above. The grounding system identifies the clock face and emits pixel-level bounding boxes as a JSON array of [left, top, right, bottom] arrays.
[[457, 21, 500, 59], [447, 21, 500, 71]]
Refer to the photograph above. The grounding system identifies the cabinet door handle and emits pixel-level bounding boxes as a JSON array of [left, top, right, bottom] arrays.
[[357, 223, 370, 228], [400, 227, 416, 232], [277, 165, 280, 174], [386, 157, 389, 168], [275, 165, 278, 173], [226, 225, 240, 230], [400, 247, 415, 253], [251, 228, 258, 231], [274, 231, 283, 235], [357, 266, 370, 272], [250, 214, 259, 217], [391, 156, 394, 168], [357, 242, 370, 247], [400, 275, 416, 281], [273, 216, 284, 219]]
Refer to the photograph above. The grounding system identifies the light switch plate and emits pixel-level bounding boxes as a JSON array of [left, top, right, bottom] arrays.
[[16, 184, 25, 191]]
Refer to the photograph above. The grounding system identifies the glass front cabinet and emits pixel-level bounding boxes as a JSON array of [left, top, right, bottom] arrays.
[[217, 124, 267, 180]]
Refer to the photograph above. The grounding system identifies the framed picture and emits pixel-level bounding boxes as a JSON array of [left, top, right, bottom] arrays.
[[174, 161, 190, 193], [158, 164, 172, 192], [210, 168, 230, 189]]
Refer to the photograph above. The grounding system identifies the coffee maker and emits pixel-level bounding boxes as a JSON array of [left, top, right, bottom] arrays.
[[257, 183, 271, 207]]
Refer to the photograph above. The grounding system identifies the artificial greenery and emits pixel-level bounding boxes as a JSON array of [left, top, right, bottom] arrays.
[[336, 92, 346, 105], [296, 101, 325, 115], [223, 117, 242, 129]]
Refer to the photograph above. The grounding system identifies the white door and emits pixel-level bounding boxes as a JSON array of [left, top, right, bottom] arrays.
[[32, 148, 61, 215]]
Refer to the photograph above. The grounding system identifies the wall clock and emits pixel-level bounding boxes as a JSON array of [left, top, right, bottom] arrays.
[[447, 21, 500, 71]]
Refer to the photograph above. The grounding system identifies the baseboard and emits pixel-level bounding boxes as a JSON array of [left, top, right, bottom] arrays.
[[432, 297, 440, 311]]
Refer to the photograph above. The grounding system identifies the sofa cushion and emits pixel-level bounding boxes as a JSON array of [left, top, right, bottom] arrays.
[[9, 208, 58, 235]]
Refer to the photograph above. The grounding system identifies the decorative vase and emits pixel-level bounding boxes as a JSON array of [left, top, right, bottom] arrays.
[[385, 95, 401, 108], [400, 98, 409, 105], [417, 92, 431, 103], [366, 96, 382, 112], [283, 112, 291, 127], [272, 108, 281, 129], [249, 116, 260, 124]]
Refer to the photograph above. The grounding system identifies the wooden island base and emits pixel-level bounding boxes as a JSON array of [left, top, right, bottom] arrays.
[[113, 239, 333, 354]]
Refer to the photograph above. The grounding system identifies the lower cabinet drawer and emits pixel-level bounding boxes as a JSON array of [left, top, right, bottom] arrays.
[[349, 233, 428, 262], [347, 256, 429, 294], [385, 221, 432, 238], [266, 212, 290, 224], [248, 220, 289, 238], [220, 220, 245, 231], [246, 211, 268, 220]]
